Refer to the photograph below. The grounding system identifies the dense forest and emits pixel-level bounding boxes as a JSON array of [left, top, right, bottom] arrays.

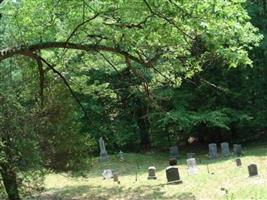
[[0, 0, 267, 199]]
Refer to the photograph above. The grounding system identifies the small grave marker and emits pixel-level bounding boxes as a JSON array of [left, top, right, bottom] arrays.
[[187, 158, 198, 175], [248, 164, 258, 177], [147, 166, 157, 180], [235, 158, 242, 167]]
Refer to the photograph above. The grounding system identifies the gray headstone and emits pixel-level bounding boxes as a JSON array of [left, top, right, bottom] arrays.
[[187, 158, 198, 175], [169, 145, 179, 159], [147, 166, 157, 180], [221, 142, 230, 157], [233, 144, 242, 156], [99, 137, 108, 162], [118, 150, 124, 161], [187, 153, 196, 159], [248, 164, 258, 177], [165, 166, 182, 184], [208, 143, 217, 159], [235, 158, 242, 167]]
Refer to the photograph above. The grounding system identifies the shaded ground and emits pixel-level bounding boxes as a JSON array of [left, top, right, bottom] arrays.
[[35, 144, 267, 200]]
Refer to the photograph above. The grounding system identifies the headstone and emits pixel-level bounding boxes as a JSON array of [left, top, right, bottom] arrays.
[[118, 150, 124, 161], [221, 142, 230, 157], [208, 143, 217, 159], [113, 172, 119, 182], [169, 158, 177, 166], [187, 153, 196, 159], [147, 166, 157, 179], [169, 145, 179, 159], [99, 137, 108, 162], [233, 144, 242, 156], [187, 158, 198, 175], [248, 164, 258, 177], [235, 158, 242, 167], [165, 166, 182, 184], [102, 169, 113, 179]]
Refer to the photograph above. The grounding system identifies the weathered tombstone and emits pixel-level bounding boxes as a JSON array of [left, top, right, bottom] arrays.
[[118, 150, 124, 161], [147, 166, 157, 179], [99, 137, 108, 162], [187, 153, 196, 159], [235, 158, 242, 167], [102, 169, 113, 179], [165, 166, 182, 184], [169, 158, 177, 166], [233, 144, 242, 156], [169, 145, 179, 159], [209, 143, 217, 159], [113, 172, 119, 182], [187, 158, 198, 175], [248, 164, 258, 177], [221, 142, 230, 157]]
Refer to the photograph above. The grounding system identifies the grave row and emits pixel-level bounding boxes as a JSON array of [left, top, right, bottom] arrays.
[[99, 138, 258, 185]]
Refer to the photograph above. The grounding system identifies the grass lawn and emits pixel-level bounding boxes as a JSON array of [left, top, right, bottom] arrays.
[[39, 144, 267, 200]]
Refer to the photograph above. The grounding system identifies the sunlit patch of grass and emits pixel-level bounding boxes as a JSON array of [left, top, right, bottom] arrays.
[[41, 145, 267, 200]]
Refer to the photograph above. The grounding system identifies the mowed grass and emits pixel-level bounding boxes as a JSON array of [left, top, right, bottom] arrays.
[[41, 145, 267, 200]]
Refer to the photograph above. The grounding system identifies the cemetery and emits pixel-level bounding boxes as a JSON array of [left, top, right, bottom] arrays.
[[1, 1, 267, 200], [39, 143, 267, 200]]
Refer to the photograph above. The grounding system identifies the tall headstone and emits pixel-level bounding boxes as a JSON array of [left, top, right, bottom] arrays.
[[99, 137, 108, 162], [169, 145, 179, 159], [165, 166, 182, 184], [187, 153, 196, 159], [187, 158, 198, 175], [147, 166, 157, 180], [221, 142, 230, 157], [248, 164, 258, 177], [233, 144, 242, 156], [235, 158, 242, 167], [209, 143, 217, 159]]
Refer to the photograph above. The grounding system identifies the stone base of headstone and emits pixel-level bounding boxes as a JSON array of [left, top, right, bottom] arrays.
[[167, 180, 183, 184], [99, 152, 109, 162], [148, 176, 157, 180]]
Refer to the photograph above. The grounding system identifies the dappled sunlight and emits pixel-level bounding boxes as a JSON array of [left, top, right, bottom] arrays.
[[38, 145, 267, 200]]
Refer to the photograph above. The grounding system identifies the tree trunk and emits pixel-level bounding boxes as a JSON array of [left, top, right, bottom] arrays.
[[0, 164, 20, 200], [0, 134, 20, 200], [136, 99, 150, 149]]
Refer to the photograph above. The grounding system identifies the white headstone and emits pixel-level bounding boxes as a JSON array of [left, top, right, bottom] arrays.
[[187, 158, 198, 175], [102, 169, 113, 179]]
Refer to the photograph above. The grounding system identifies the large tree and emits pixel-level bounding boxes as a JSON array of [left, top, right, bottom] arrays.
[[0, 0, 262, 199]]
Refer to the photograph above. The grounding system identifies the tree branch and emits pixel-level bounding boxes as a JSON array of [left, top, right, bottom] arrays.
[[0, 42, 148, 66], [34, 55, 90, 121]]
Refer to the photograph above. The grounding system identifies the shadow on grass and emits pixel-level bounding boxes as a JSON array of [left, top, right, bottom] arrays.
[[39, 185, 196, 200]]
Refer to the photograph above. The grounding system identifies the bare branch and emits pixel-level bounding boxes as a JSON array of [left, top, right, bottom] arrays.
[[36, 55, 91, 121]]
